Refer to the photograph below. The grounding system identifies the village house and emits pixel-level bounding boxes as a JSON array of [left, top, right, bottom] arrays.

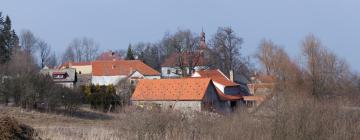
[[131, 78, 243, 112], [91, 60, 161, 86], [59, 61, 92, 86], [192, 69, 246, 108], [244, 75, 276, 106], [161, 31, 209, 78], [40, 67, 77, 88]]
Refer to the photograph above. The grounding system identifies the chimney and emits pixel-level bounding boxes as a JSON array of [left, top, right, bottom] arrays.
[[229, 70, 234, 82], [68, 62, 72, 68], [129, 67, 133, 75]]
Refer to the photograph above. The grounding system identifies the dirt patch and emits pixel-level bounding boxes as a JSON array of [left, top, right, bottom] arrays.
[[0, 116, 41, 140]]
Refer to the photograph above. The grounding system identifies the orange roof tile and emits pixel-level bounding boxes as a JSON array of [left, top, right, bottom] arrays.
[[92, 60, 160, 76], [131, 78, 212, 101], [195, 69, 239, 87]]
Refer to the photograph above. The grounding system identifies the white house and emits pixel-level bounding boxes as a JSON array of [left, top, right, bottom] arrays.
[[91, 60, 161, 85]]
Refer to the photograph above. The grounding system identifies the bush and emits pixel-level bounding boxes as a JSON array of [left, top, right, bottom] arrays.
[[85, 85, 120, 112], [0, 116, 41, 140]]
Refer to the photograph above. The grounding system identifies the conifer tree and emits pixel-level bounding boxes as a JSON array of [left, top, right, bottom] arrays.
[[125, 44, 135, 60]]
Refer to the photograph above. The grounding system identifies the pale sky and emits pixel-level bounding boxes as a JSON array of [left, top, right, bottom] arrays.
[[2, 0, 360, 71]]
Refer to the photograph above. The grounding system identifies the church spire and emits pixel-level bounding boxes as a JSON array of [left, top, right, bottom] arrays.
[[199, 28, 206, 50]]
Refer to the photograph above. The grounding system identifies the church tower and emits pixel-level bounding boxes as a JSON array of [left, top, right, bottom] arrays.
[[199, 28, 207, 50]]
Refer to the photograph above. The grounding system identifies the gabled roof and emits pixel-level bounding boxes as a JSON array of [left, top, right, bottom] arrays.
[[96, 51, 122, 61], [131, 78, 212, 101], [194, 69, 239, 87], [92, 60, 160, 76], [161, 52, 207, 67]]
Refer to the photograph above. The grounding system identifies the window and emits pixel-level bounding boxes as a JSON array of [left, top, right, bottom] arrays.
[[112, 65, 116, 69], [167, 69, 171, 74]]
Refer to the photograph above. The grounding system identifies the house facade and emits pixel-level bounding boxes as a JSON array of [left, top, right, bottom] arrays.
[[91, 60, 161, 86], [131, 78, 238, 112], [40, 67, 77, 88]]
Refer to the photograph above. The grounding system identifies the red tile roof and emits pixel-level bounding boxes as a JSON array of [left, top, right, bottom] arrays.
[[96, 51, 122, 61], [161, 52, 207, 67], [195, 69, 239, 87], [131, 78, 212, 101], [92, 60, 160, 76]]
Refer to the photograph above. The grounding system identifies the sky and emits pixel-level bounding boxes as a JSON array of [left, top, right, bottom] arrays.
[[1, 0, 360, 71]]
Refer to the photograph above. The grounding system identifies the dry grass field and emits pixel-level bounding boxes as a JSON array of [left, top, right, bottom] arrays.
[[1, 98, 360, 140]]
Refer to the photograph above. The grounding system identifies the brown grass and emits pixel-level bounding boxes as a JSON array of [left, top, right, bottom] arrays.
[[1, 98, 359, 140]]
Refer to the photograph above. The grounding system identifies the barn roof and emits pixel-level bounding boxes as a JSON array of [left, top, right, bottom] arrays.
[[131, 78, 212, 101], [92, 60, 160, 76]]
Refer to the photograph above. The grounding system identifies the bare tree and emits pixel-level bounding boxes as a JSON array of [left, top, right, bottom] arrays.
[[47, 52, 58, 68], [302, 34, 350, 97], [62, 45, 75, 63], [38, 40, 51, 68], [19, 30, 37, 56], [63, 37, 99, 63], [170, 29, 202, 76], [210, 27, 243, 75]]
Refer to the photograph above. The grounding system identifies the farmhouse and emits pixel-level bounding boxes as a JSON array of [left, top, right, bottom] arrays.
[[92, 60, 161, 85], [131, 78, 242, 112], [192, 69, 247, 108]]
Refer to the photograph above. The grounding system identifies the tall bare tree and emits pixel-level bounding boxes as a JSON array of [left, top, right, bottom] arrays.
[[20, 30, 37, 56], [302, 35, 350, 97], [210, 27, 243, 75], [63, 37, 99, 63], [170, 29, 202, 76], [38, 40, 51, 68]]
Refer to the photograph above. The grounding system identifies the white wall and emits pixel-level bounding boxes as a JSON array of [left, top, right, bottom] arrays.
[[92, 75, 126, 85], [132, 101, 202, 112]]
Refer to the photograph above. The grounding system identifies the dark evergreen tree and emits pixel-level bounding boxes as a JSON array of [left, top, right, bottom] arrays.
[[0, 14, 18, 63], [125, 44, 135, 60]]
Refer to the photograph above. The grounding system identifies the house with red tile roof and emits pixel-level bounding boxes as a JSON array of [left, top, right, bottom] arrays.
[[91, 60, 161, 85], [131, 78, 235, 112], [192, 69, 247, 108]]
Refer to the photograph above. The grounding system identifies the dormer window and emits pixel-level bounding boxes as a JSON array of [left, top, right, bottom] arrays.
[[52, 72, 68, 79]]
